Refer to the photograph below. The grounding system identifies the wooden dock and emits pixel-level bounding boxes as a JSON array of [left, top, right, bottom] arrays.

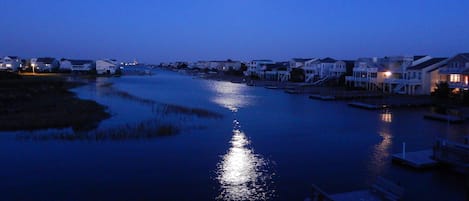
[[392, 149, 438, 169], [423, 113, 464, 123]]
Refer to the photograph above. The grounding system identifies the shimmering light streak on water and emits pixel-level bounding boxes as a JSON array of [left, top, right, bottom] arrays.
[[210, 81, 252, 112], [369, 112, 393, 178], [216, 120, 273, 201]]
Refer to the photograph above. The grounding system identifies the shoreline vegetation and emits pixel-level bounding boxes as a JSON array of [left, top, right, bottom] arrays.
[[0, 72, 110, 131], [4, 71, 223, 141], [97, 82, 223, 119]]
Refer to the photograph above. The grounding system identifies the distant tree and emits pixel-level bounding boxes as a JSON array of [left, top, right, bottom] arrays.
[[460, 90, 469, 106], [240, 63, 247, 72], [290, 68, 305, 82], [177, 63, 188, 69]]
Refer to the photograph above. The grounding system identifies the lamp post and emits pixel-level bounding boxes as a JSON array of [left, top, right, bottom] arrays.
[[31, 64, 36, 74]]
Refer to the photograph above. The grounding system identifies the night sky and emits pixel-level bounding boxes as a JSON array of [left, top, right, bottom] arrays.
[[1, 0, 469, 63]]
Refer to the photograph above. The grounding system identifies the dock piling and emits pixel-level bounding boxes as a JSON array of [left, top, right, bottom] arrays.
[[403, 142, 406, 159]]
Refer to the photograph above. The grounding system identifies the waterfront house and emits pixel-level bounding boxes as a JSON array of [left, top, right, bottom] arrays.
[[303, 58, 346, 83], [59, 59, 73, 71], [0, 56, 22, 71], [193, 61, 209, 70], [68, 59, 94, 73], [208, 60, 242, 71], [245, 60, 274, 77], [31, 57, 59, 72], [346, 56, 431, 93], [438, 53, 469, 91], [404, 57, 448, 95], [289, 58, 314, 71], [96, 59, 118, 74], [258, 62, 290, 81]]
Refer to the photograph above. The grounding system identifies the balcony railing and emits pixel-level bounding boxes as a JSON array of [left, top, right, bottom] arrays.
[[383, 78, 421, 85], [345, 76, 377, 82], [448, 82, 469, 89], [439, 68, 465, 74]]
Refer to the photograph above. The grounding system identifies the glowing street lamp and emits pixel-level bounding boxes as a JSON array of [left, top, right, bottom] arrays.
[[31, 63, 36, 74], [384, 71, 392, 78]]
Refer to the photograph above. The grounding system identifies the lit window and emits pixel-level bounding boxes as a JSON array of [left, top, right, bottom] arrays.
[[450, 74, 461, 82]]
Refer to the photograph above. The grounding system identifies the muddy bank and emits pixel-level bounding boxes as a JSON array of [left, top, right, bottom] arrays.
[[0, 74, 110, 131]]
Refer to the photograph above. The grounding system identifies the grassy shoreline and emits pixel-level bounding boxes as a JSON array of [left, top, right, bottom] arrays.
[[0, 73, 110, 131]]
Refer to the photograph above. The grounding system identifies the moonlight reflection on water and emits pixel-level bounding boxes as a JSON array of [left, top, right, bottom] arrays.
[[216, 120, 274, 201], [210, 81, 274, 200]]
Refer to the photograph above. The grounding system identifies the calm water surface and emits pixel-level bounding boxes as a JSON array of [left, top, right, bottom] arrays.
[[0, 70, 467, 200]]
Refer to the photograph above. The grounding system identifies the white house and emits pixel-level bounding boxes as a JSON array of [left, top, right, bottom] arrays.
[[59, 59, 73, 71], [96, 59, 118, 74], [257, 62, 290, 81], [31, 57, 59, 72], [195, 61, 211, 69], [68, 60, 94, 73], [208, 60, 241, 71], [0, 56, 22, 71], [245, 60, 274, 77], [303, 58, 346, 82], [438, 53, 469, 91], [346, 56, 432, 93], [404, 57, 447, 95]]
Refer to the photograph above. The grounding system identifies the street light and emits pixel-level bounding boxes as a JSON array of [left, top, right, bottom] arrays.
[[384, 71, 392, 78]]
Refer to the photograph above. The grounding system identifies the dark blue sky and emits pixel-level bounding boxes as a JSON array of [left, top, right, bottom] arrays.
[[1, 0, 469, 63]]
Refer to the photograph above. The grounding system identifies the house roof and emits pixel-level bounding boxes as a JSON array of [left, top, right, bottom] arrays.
[[70, 60, 93, 65], [413, 55, 427, 61], [36, 57, 56, 64], [456, 53, 469, 61], [292, 58, 313, 62], [319, 57, 337, 63], [7, 56, 19, 59], [263, 62, 289, 71], [407, 58, 447, 70]]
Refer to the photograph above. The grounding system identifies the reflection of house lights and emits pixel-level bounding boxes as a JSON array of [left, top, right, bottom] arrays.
[[384, 71, 392, 77], [381, 112, 392, 123]]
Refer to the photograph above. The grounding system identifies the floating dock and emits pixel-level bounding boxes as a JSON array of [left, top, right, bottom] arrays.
[[308, 177, 404, 201], [348, 102, 385, 110], [392, 149, 438, 169], [309, 94, 336, 101], [423, 113, 464, 123], [330, 190, 382, 201]]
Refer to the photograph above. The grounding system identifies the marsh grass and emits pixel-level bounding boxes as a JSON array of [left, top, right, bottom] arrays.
[[99, 84, 223, 118]]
